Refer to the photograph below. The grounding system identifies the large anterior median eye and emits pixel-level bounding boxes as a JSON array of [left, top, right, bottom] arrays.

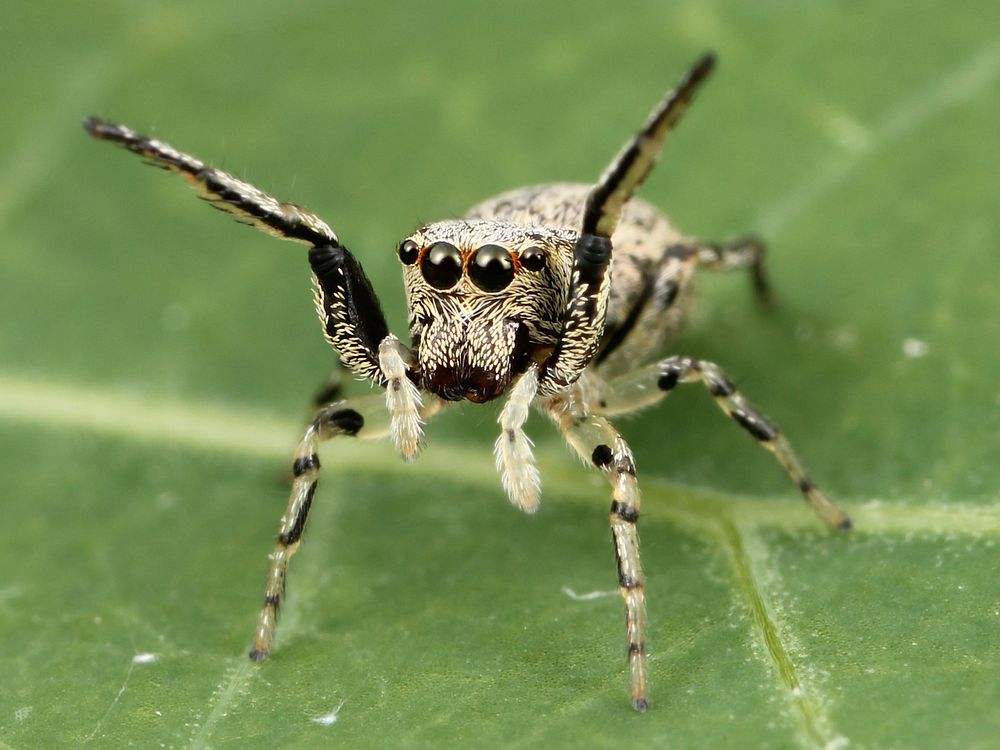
[[469, 244, 514, 292], [421, 241, 463, 289]]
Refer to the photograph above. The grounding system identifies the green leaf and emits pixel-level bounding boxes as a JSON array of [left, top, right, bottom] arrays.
[[2, 2, 999, 748]]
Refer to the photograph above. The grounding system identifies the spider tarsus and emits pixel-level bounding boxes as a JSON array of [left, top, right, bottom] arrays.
[[248, 647, 268, 662], [632, 697, 649, 713], [838, 516, 854, 532]]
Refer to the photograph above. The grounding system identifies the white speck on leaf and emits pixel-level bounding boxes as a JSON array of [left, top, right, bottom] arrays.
[[313, 700, 345, 727], [133, 652, 158, 664], [902, 338, 929, 358], [15, 706, 32, 722], [561, 586, 618, 601]]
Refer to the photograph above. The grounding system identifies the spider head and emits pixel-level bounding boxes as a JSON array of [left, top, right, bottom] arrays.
[[398, 220, 576, 403]]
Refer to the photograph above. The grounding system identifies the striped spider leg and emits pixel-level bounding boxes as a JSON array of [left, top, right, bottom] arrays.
[[253, 390, 445, 659], [542, 385, 650, 710], [596, 355, 851, 530], [487, 52, 847, 711], [531, 52, 715, 711], [83, 117, 435, 659]]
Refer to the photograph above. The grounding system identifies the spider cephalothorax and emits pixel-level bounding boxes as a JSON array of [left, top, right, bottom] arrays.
[[400, 220, 576, 402], [85, 52, 850, 713]]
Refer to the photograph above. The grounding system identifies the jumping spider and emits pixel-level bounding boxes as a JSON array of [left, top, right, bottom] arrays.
[[85, 53, 850, 712]]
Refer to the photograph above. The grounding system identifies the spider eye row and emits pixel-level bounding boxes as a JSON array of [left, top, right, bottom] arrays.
[[397, 240, 546, 291]]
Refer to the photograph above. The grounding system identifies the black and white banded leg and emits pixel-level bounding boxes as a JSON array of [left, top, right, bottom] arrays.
[[596, 356, 851, 530], [692, 235, 773, 308], [250, 391, 442, 661], [549, 406, 649, 711], [538, 53, 716, 396]]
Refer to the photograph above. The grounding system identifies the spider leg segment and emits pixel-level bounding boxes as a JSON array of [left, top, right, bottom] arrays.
[[539, 53, 716, 396], [595, 356, 852, 530], [310, 358, 351, 408], [547, 403, 649, 712], [83, 117, 337, 247], [692, 235, 773, 308], [310, 244, 391, 385], [495, 365, 541, 513], [581, 53, 716, 241], [250, 391, 444, 661], [85, 117, 394, 387]]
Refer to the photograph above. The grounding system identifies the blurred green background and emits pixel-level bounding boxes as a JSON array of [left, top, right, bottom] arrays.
[[2, 1, 999, 748]]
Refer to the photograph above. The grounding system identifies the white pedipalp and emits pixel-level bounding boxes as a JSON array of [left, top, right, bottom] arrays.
[[495, 364, 541, 513], [378, 335, 425, 461]]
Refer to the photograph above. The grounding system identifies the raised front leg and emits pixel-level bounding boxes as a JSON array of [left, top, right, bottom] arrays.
[[84, 117, 338, 246], [539, 54, 716, 395], [548, 404, 649, 711], [85, 117, 392, 386], [596, 356, 852, 530]]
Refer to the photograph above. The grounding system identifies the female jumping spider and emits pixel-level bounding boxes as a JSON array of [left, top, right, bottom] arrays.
[[85, 53, 850, 712]]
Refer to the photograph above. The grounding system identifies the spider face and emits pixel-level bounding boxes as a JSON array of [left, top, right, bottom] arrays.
[[399, 220, 575, 402]]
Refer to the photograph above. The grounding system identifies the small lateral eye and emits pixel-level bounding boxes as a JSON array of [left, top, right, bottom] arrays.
[[398, 239, 420, 265], [422, 241, 463, 289], [520, 246, 546, 272], [470, 244, 515, 292]]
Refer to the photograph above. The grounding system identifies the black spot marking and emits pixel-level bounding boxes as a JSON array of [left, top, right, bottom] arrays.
[[732, 410, 778, 442], [292, 454, 320, 477], [708, 376, 736, 397], [248, 648, 267, 662], [797, 477, 816, 494], [278, 482, 317, 546], [264, 593, 281, 607], [838, 516, 853, 532], [665, 243, 696, 260], [611, 501, 639, 523], [662, 279, 680, 308], [592, 444, 614, 467], [326, 408, 364, 436], [574, 234, 613, 285], [618, 572, 643, 590], [628, 641, 645, 656], [657, 369, 679, 391]]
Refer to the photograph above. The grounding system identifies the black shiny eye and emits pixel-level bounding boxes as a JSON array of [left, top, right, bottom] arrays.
[[421, 241, 463, 289], [398, 239, 419, 265], [469, 244, 515, 292], [520, 246, 546, 272]]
